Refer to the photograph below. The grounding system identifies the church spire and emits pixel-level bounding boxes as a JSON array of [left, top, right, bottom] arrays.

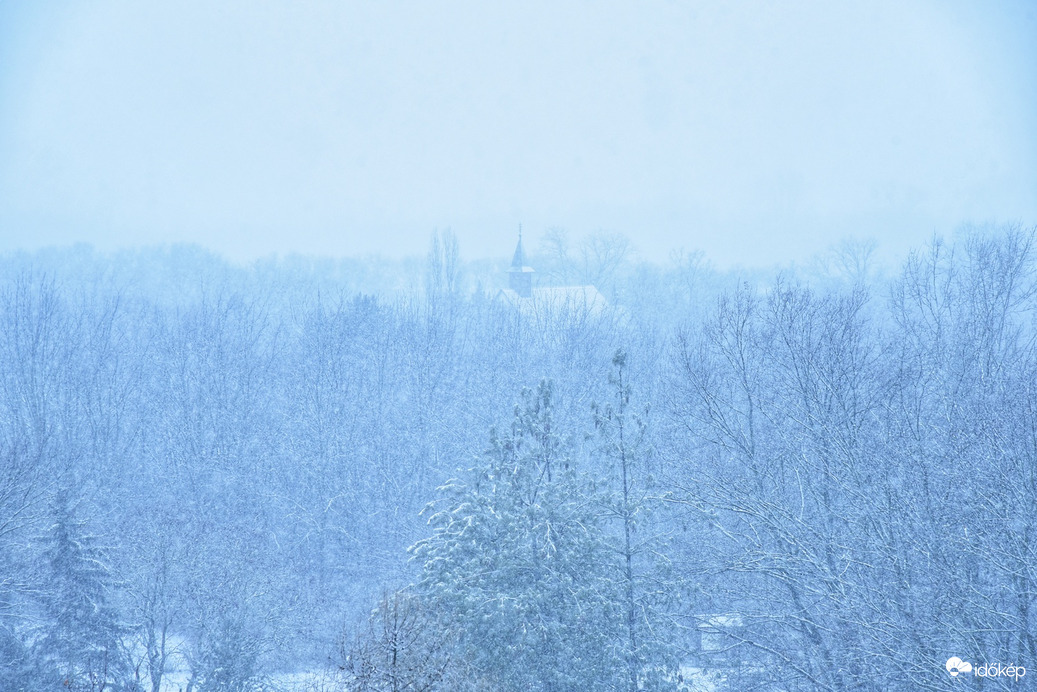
[[511, 225, 527, 269], [508, 225, 534, 298]]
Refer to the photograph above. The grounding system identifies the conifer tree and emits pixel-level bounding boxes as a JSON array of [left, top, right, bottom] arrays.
[[412, 380, 624, 691], [35, 489, 126, 691]]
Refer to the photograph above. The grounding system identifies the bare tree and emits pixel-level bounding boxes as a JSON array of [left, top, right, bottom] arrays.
[[338, 590, 468, 692]]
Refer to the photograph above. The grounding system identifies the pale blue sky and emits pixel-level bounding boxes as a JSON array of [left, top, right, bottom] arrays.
[[1, 1, 1034, 267]]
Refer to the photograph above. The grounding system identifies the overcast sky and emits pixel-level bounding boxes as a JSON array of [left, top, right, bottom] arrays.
[[1, 1, 1034, 267]]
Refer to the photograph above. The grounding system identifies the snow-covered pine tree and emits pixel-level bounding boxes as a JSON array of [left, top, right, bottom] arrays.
[[35, 488, 126, 691], [411, 380, 625, 691]]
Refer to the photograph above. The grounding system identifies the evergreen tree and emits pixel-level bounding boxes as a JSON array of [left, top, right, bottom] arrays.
[[35, 489, 126, 691], [411, 380, 625, 691]]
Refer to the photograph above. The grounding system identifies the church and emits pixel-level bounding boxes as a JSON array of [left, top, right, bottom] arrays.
[[495, 232, 608, 315]]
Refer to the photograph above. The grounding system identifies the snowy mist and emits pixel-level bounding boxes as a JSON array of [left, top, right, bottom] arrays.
[[0, 3, 1035, 691]]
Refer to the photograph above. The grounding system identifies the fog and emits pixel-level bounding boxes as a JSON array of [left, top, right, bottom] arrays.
[[1, 3, 1035, 691], [1, 1, 1035, 266]]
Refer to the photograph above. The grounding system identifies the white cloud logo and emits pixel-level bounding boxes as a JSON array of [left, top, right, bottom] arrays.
[[946, 657, 973, 677]]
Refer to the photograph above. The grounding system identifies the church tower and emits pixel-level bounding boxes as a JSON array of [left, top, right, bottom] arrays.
[[508, 228, 535, 298]]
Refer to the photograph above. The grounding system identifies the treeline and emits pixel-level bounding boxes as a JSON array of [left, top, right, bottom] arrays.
[[0, 235, 649, 691], [666, 229, 1037, 690], [0, 227, 1034, 691]]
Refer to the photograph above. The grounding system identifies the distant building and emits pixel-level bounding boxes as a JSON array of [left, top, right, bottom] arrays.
[[507, 231, 535, 298], [496, 232, 608, 315]]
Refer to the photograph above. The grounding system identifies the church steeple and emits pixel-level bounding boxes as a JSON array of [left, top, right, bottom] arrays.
[[508, 226, 534, 298], [511, 230, 527, 269]]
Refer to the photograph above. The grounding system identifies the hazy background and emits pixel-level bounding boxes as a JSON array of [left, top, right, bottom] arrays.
[[2, 5, 1037, 688], [1, 0, 1034, 268]]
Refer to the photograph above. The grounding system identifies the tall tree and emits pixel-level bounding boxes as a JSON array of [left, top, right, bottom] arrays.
[[411, 380, 624, 691], [593, 349, 677, 692], [35, 489, 126, 691]]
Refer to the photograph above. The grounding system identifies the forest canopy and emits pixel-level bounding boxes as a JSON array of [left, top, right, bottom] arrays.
[[0, 226, 1034, 691]]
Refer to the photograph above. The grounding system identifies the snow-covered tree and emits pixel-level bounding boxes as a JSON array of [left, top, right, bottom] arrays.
[[35, 488, 126, 691], [593, 350, 678, 691], [411, 380, 625, 691], [340, 589, 465, 692]]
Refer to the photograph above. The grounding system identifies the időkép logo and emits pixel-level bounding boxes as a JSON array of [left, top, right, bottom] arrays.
[[946, 657, 1025, 682]]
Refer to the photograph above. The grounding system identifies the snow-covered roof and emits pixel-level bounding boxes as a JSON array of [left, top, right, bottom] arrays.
[[495, 285, 608, 316]]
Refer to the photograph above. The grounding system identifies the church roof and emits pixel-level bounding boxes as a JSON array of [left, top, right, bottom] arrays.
[[495, 285, 609, 316], [497, 231, 611, 318]]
